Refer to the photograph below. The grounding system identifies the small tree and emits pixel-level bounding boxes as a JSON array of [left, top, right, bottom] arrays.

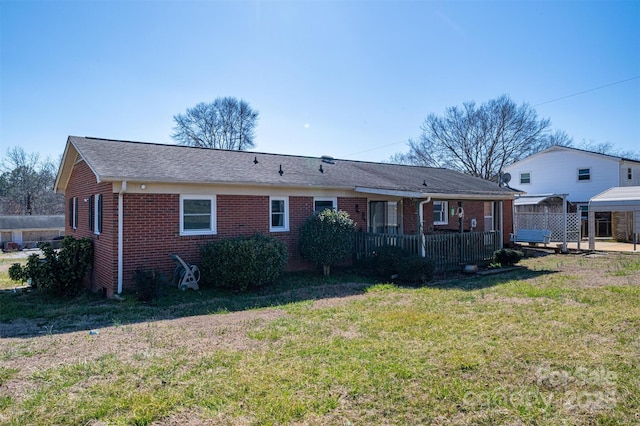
[[298, 209, 356, 276]]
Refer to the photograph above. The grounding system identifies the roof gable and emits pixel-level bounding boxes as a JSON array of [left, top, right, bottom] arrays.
[[55, 136, 514, 199], [508, 145, 640, 170]]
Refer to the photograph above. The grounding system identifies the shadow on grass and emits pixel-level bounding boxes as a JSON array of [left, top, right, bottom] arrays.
[[425, 266, 558, 291], [0, 265, 558, 339], [0, 270, 379, 338]]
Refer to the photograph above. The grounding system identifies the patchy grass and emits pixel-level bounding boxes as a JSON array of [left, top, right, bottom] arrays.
[[0, 252, 639, 425]]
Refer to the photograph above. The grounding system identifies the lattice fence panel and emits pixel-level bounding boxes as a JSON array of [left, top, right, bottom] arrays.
[[514, 212, 580, 242]]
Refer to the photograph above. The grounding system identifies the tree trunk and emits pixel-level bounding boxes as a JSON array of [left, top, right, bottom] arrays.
[[323, 265, 331, 276]]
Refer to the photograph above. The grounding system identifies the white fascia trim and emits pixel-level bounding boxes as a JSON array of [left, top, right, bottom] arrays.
[[355, 187, 514, 201], [354, 187, 427, 198]]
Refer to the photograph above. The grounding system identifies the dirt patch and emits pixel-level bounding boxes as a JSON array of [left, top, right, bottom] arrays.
[[1, 309, 286, 394]]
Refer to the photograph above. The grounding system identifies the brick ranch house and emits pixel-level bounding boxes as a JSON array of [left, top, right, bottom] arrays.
[[55, 136, 516, 296]]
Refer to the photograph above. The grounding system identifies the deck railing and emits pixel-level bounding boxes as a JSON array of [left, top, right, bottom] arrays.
[[354, 231, 501, 272]]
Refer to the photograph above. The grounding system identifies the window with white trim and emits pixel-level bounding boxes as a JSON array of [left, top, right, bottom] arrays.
[[578, 168, 591, 181], [69, 197, 78, 229], [88, 194, 102, 234], [520, 172, 531, 184], [314, 197, 337, 213], [433, 201, 448, 225], [270, 196, 289, 232], [180, 195, 216, 235], [369, 201, 399, 234], [95, 194, 103, 234]]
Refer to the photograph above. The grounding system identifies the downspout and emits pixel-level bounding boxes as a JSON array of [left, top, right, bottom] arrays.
[[418, 197, 432, 257], [499, 201, 504, 249], [117, 181, 126, 294]]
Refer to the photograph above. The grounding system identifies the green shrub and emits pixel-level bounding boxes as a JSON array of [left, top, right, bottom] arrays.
[[7, 236, 93, 296], [372, 245, 410, 278], [396, 255, 435, 284], [200, 233, 287, 292], [298, 209, 356, 276], [8, 263, 25, 283], [493, 248, 523, 266], [372, 245, 435, 284], [133, 268, 165, 303]]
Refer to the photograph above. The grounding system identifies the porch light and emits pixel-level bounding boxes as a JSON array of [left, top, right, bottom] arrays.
[[140, 184, 146, 190]]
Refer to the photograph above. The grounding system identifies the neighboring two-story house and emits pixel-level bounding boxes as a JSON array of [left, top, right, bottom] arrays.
[[504, 145, 640, 240]]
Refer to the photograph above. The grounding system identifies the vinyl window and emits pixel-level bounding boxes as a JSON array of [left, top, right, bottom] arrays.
[[270, 196, 289, 232], [88, 194, 103, 234], [180, 195, 216, 235], [520, 172, 531, 184], [95, 194, 102, 234], [578, 168, 591, 181], [369, 201, 399, 234], [314, 197, 337, 213], [69, 197, 78, 229], [433, 201, 448, 225]]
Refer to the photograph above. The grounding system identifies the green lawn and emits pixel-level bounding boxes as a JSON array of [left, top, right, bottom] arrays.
[[1, 252, 639, 425]]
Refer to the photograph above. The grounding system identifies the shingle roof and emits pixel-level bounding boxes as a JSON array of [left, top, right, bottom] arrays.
[[61, 136, 514, 199], [0, 215, 65, 230]]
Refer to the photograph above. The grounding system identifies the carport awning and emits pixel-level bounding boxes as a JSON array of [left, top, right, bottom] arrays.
[[514, 195, 563, 206], [588, 186, 640, 212]]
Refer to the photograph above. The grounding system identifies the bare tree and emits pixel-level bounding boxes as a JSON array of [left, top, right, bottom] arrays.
[[172, 97, 259, 150], [392, 95, 571, 180], [0, 147, 64, 215], [576, 140, 640, 160]]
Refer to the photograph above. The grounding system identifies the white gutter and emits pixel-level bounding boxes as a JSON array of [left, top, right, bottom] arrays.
[[117, 181, 126, 294], [355, 186, 514, 201], [417, 197, 432, 257]]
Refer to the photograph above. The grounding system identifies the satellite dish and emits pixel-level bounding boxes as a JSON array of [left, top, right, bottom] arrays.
[[502, 173, 511, 184]]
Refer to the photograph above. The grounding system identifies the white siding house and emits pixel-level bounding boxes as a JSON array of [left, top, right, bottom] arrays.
[[504, 146, 640, 204], [505, 146, 640, 241]]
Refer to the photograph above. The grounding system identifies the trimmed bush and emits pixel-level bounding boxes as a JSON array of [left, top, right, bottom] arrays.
[[7, 236, 93, 296], [492, 248, 523, 266], [200, 233, 287, 292], [133, 268, 165, 303], [8, 263, 26, 283], [372, 245, 435, 284], [396, 255, 435, 284], [298, 209, 356, 276], [372, 245, 410, 278]]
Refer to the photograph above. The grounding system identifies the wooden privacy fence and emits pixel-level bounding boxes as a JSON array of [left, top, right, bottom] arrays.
[[353, 231, 501, 272]]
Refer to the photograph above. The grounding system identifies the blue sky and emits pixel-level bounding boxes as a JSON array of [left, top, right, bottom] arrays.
[[1, 0, 639, 164]]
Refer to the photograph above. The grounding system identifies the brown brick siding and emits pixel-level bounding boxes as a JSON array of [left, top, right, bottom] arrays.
[[66, 162, 514, 294], [64, 161, 116, 295]]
